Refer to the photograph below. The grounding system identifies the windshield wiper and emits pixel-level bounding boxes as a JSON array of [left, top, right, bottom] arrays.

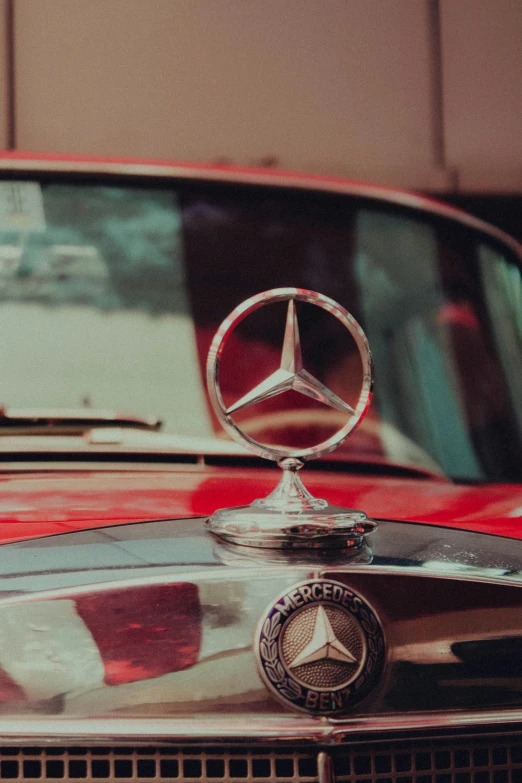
[[0, 407, 161, 435]]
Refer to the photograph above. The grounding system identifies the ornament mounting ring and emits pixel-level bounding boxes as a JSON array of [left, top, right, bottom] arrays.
[[206, 287, 373, 462]]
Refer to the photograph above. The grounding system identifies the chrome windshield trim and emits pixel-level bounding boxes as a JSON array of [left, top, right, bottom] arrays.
[[0, 156, 520, 262], [0, 710, 522, 744]]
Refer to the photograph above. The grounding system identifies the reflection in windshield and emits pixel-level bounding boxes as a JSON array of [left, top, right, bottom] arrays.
[[0, 183, 212, 436], [0, 178, 521, 481]]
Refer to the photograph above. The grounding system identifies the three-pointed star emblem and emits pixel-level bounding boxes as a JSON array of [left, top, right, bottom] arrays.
[[226, 299, 355, 416], [289, 605, 357, 668]]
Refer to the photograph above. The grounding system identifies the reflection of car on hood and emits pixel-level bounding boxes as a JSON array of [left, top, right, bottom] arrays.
[[0, 153, 521, 780]]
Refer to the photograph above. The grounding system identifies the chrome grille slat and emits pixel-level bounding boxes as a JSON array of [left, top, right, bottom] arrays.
[[0, 738, 519, 782], [0, 747, 318, 782], [333, 739, 520, 783]]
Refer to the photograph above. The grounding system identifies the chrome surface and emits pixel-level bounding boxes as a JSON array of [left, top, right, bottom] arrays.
[[329, 734, 522, 783], [226, 299, 355, 421], [0, 745, 320, 781], [2, 711, 522, 743], [206, 288, 375, 548], [207, 289, 373, 462], [318, 752, 335, 783], [206, 457, 377, 549], [256, 458, 331, 512], [0, 518, 519, 721], [0, 407, 161, 434], [0, 731, 522, 782], [2, 515, 520, 582], [255, 579, 385, 716]]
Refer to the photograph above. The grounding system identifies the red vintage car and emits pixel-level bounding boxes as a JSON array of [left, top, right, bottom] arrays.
[[0, 152, 520, 781]]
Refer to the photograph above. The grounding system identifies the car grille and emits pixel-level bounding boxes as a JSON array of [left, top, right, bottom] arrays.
[[0, 735, 520, 782]]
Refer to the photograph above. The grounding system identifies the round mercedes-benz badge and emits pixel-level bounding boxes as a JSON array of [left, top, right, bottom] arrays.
[[256, 579, 385, 715]]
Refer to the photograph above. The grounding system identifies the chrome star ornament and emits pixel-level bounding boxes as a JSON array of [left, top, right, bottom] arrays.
[[206, 288, 377, 549], [256, 579, 385, 715], [227, 299, 355, 417]]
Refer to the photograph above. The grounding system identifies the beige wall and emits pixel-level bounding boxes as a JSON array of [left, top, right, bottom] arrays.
[[12, 0, 447, 190], [4, 0, 522, 193], [441, 0, 522, 192]]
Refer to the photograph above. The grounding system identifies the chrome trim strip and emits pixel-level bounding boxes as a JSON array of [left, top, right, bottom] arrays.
[[0, 157, 520, 260], [0, 566, 318, 605], [1, 710, 522, 744], [0, 555, 520, 609], [0, 718, 330, 745], [322, 562, 522, 588]]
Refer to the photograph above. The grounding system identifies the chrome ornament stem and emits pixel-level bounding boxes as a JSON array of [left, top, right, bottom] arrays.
[[254, 458, 328, 512]]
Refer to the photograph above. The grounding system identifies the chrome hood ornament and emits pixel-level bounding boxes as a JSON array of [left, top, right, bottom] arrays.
[[206, 288, 377, 548], [227, 297, 355, 419]]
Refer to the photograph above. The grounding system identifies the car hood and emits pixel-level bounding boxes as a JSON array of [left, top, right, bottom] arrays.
[[0, 467, 520, 734], [0, 467, 520, 543]]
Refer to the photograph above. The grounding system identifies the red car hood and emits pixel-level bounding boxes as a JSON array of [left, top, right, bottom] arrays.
[[0, 467, 520, 544]]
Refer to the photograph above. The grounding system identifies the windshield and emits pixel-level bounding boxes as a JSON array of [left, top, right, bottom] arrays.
[[1, 176, 522, 482]]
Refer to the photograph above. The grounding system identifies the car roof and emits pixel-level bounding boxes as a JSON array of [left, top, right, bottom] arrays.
[[1, 150, 521, 261]]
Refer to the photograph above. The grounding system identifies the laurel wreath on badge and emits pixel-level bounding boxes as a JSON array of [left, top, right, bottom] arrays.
[[260, 613, 303, 702]]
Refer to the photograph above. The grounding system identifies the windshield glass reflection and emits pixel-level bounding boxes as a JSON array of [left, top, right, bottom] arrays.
[[0, 178, 521, 481]]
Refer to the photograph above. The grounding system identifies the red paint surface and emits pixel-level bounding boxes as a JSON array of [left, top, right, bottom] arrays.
[[0, 153, 519, 546], [75, 583, 201, 685], [0, 467, 520, 544], [0, 150, 471, 221]]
